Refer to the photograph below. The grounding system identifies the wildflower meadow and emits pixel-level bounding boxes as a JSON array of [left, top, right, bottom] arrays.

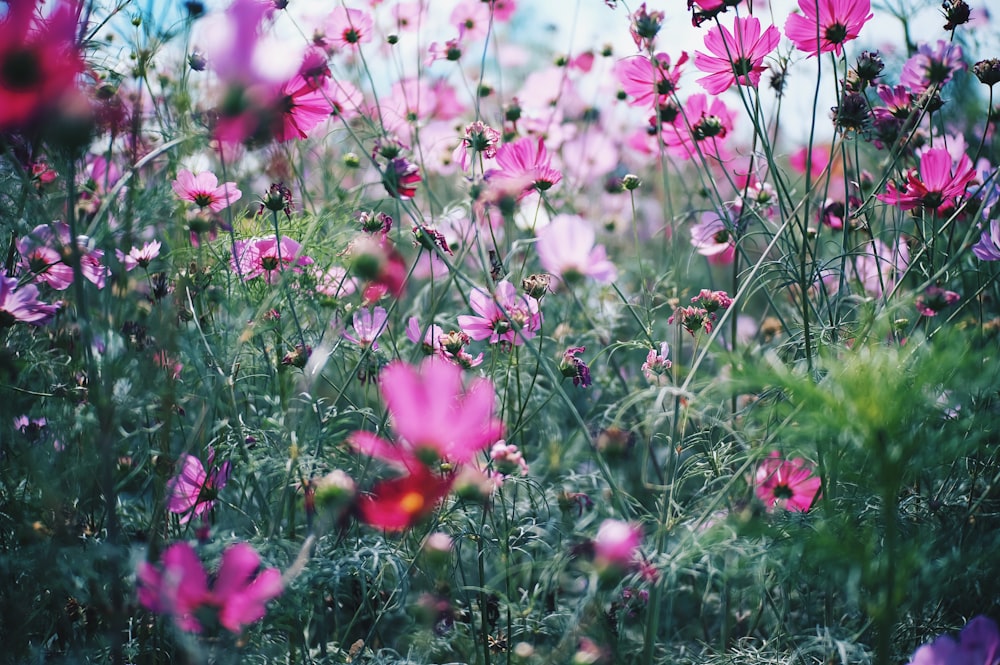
[[3, 0, 1000, 663]]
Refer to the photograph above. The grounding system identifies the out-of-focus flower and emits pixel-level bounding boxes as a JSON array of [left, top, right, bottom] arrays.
[[325, 7, 374, 50], [536, 214, 617, 285], [915, 286, 960, 317], [137, 541, 283, 633], [899, 40, 965, 95], [907, 615, 1000, 665], [941, 0, 972, 30], [0, 0, 85, 132], [271, 75, 333, 142], [167, 451, 232, 524], [16, 222, 107, 291], [755, 451, 821, 512], [974, 59, 1000, 87], [116, 240, 161, 272], [593, 519, 642, 570], [629, 3, 665, 50], [450, 0, 490, 40], [348, 358, 503, 469], [784, 0, 873, 57], [231, 235, 314, 283], [662, 93, 735, 161], [458, 279, 543, 347], [381, 157, 422, 200], [357, 467, 454, 531], [342, 306, 388, 350], [877, 148, 975, 212], [490, 441, 529, 477], [690, 211, 736, 265], [973, 219, 1000, 261], [694, 15, 780, 95], [172, 170, 242, 212], [13, 415, 47, 441], [489, 137, 562, 198], [0, 275, 59, 327], [641, 343, 672, 385]]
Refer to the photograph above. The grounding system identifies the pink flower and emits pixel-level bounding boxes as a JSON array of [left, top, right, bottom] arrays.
[[342, 306, 388, 350], [661, 93, 735, 161], [615, 52, 689, 110], [0, 275, 58, 327], [172, 170, 242, 212], [137, 541, 283, 633], [877, 148, 975, 212], [16, 222, 107, 290], [642, 343, 673, 385], [489, 137, 562, 198], [457, 279, 543, 347], [694, 15, 780, 95], [755, 451, 821, 512], [915, 286, 960, 317], [325, 7, 374, 50], [406, 316, 446, 355], [231, 235, 314, 283], [536, 214, 617, 285], [899, 40, 965, 95], [271, 75, 334, 142], [166, 452, 231, 524], [690, 211, 736, 265], [593, 519, 642, 569], [116, 240, 161, 272], [357, 467, 455, 531], [348, 358, 503, 469], [450, 0, 491, 40], [784, 0, 873, 58]]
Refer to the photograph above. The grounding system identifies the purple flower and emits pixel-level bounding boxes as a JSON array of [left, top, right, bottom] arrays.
[[560, 346, 592, 388], [973, 219, 1000, 261], [899, 40, 965, 95], [342, 306, 388, 350], [167, 451, 232, 524], [908, 616, 1000, 665], [0, 275, 59, 327]]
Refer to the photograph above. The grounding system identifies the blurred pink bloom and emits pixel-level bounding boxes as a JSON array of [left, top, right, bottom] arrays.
[[593, 519, 642, 568], [899, 40, 965, 94], [755, 452, 821, 512], [877, 148, 975, 212], [0, 275, 59, 327], [536, 214, 617, 285], [848, 239, 909, 299], [690, 211, 736, 265], [137, 541, 283, 633], [784, 0, 873, 57], [272, 75, 334, 142], [116, 240, 161, 272], [488, 0, 517, 22], [348, 358, 503, 469], [312, 265, 358, 299], [172, 170, 242, 212], [167, 451, 231, 524], [450, 0, 490, 40], [342, 306, 388, 350], [406, 316, 446, 355], [231, 235, 314, 283], [915, 286, 960, 317], [458, 279, 542, 347], [326, 7, 374, 50], [357, 466, 454, 531], [16, 222, 107, 290], [694, 15, 780, 95]]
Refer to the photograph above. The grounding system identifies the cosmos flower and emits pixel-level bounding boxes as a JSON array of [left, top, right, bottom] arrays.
[[342, 306, 388, 351], [972, 218, 1000, 261], [694, 15, 780, 95], [907, 615, 1000, 665], [784, 0, 873, 58], [166, 451, 232, 524], [899, 40, 965, 95], [325, 7, 374, 50], [642, 343, 673, 385], [116, 240, 161, 272], [755, 451, 821, 512], [16, 222, 107, 290], [877, 148, 975, 212], [536, 214, 617, 285], [230, 235, 314, 283], [457, 279, 543, 347], [593, 519, 643, 570], [615, 52, 688, 110], [489, 137, 562, 198], [347, 358, 503, 470], [271, 74, 334, 142], [0, 276, 59, 327], [356, 467, 455, 532], [690, 211, 737, 265], [137, 541, 283, 633], [172, 170, 242, 212]]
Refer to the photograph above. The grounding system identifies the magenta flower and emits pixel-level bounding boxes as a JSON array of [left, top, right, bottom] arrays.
[[915, 286, 960, 317], [406, 316, 446, 355], [694, 15, 780, 95], [899, 40, 965, 95], [166, 452, 232, 524], [907, 616, 1000, 665], [271, 75, 335, 142], [784, 0, 873, 58], [489, 137, 562, 197], [661, 93, 735, 161], [536, 214, 617, 285], [690, 211, 736, 265], [342, 306, 389, 350], [172, 170, 242, 212], [642, 343, 673, 385], [1, 275, 58, 327], [755, 452, 821, 512], [458, 279, 543, 347], [137, 541, 283, 633], [231, 235, 314, 283], [614, 52, 688, 109], [877, 148, 975, 212], [593, 519, 642, 569], [347, 358, 504, 469]]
